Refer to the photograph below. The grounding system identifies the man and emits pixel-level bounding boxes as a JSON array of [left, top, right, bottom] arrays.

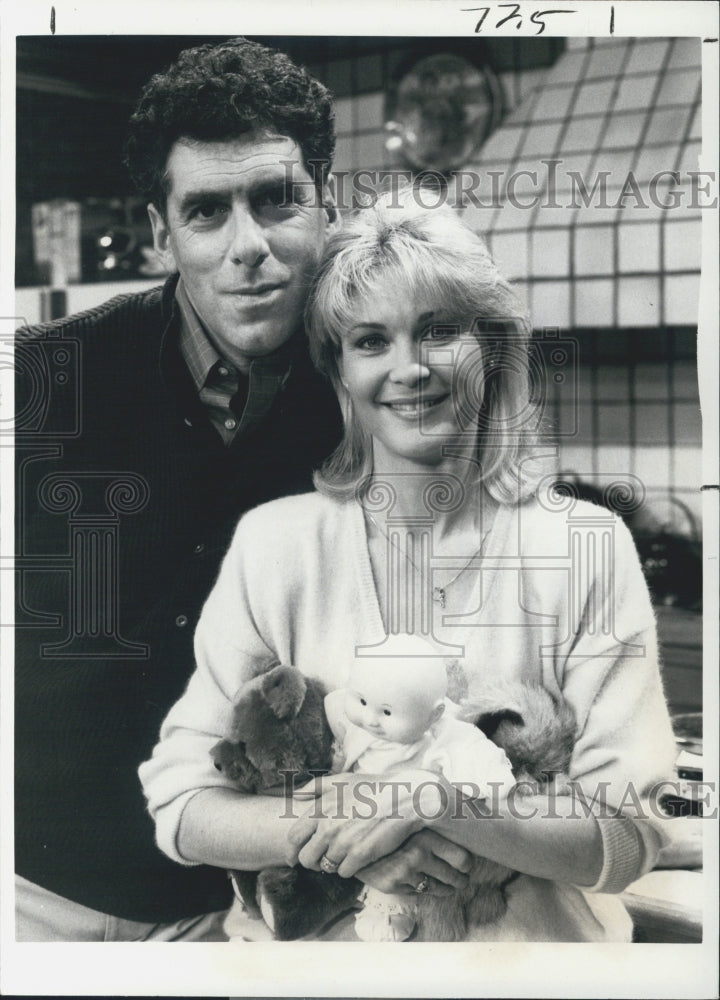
[[14, 37, 342, 942]]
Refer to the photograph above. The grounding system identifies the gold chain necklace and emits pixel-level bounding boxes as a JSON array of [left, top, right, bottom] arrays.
[[364, 511, 492, 609]]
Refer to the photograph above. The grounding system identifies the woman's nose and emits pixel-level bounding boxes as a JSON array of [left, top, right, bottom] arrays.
[[227, 206, 270, 268], [389, 343, 431, 385]]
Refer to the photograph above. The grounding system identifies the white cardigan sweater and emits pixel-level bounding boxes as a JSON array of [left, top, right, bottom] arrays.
[[140, 491, 678, 941]]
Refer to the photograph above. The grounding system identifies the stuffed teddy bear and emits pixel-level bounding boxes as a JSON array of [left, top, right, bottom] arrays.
[[210, 663, 362, 940], [413, 680, 577, 941]]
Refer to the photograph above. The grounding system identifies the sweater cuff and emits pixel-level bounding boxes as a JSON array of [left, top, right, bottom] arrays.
[[583, 815, 644, 894]]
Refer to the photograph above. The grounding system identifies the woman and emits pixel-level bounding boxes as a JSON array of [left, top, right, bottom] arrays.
[[139, 191, 677, 941]]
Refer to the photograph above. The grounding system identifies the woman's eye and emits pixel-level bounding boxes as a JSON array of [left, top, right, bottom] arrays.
[[383, 709, 392, 717], [356, 335, 387, 352], [360, 698, 367, 706], [424, 323, 459, 341]]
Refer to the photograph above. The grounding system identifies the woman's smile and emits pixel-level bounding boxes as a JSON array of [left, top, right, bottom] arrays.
[[378, 394, 450, 417]]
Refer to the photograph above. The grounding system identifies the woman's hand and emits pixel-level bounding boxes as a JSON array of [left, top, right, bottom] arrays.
[[286, 769, 448, 878], [355, 829, 474, 897]]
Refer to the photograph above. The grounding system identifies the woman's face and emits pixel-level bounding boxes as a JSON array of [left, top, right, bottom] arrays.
[[338, 276, 484, 469]]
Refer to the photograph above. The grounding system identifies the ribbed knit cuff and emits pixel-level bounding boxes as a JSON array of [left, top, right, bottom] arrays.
[[583, 814, 644, 894]]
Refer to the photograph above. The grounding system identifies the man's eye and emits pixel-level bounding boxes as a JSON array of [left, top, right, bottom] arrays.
[[255, 186, 300, 212], [383, 709, 391, 717], [192, 203, 227, 221], [360, 698, 367, 706]]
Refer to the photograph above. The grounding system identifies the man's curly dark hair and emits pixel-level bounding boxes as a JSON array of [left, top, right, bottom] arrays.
[[125, 37, 335, 217]]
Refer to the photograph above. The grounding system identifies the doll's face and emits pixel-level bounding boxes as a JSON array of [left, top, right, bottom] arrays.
[[344, 659, 443, 743]]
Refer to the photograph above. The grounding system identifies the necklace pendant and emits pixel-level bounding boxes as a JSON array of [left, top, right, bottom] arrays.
[[433, 587, 446, 608]]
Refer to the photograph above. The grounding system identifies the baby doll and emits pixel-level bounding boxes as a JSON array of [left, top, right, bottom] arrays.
[[324, 635, 515, 942]]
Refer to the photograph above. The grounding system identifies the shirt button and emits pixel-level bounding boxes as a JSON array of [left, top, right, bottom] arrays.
[[224, 417, 237, 430], [183, 417, 193, 427], [175, 614, 189, 628], [193, 543, 205, 554], [218, 365, 229, 377]]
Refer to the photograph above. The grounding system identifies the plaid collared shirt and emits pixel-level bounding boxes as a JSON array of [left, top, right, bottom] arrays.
[[176, 279, 293, 446]]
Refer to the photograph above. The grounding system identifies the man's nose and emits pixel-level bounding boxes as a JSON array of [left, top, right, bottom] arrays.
[[227, 206, 270, 268]]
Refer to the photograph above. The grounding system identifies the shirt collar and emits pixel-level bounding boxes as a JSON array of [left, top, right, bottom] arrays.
[[176, 279, 222, 391]]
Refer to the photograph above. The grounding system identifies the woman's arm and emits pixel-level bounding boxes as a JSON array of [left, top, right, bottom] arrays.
[[433, 787, 604, 887], [176, 787, 298, 869]]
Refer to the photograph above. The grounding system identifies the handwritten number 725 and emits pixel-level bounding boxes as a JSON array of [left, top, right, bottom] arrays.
[[470, 5, 577, 35]]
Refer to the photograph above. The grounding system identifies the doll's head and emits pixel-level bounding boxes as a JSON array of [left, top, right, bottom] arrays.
[[345, 635, 447, 744]]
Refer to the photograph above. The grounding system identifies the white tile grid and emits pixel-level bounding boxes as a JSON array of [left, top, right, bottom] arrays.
[[676, 140, 701, 175], [475, 123, 525, 163], [617, 275, 661, 326], [545, 48, 590, 85], [673, 402, 702, 445], [573, 227, 615, 276], [646, 106, 692, 147], [502, 87, 542, 126], [689, 104, 701, 140], [529, 279, 571, 329], [595, 364, 631, 402], [522, 121, 564, 156], [530, 227, 570, 277], [623, 39, 672, 77], [562, 117, 604, 154], [613, 73, 657, 112], [603, 111, 647, 150], [555, 443, 599, 479], [583, 39, 631, 79], [617, 221, 661, 274], [656, 68, 702, 108], [636, 402, 674, 445], [634, 361, 698, 402], [667, 37, 703, 71], [553, 153, 595, 192], [528, 82, 576, 123], [486, 230, 529, 282], [489, 198, 538, 233], [572, 78, 616, 118], [596, 442, 638, 479], [514, 67, 552, 106], [673, 446, 702, 489], [572, 279, 615, 326], [663, 218, 702, 272], [664, 274, 700, 325]]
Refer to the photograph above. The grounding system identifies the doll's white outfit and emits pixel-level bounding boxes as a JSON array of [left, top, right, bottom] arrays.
[[330, 705, 515, 940]]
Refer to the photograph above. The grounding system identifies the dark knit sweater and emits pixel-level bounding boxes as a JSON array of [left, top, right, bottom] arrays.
[[14, 276, 342, 923]]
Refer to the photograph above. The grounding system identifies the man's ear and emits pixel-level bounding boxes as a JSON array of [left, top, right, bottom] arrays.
[[322, 175, 342, 235], [147, 203, 177, 272]]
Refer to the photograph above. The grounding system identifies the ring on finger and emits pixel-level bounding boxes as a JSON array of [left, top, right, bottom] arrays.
[[414, 876, 430, 894], [320, 854, 341, 875]]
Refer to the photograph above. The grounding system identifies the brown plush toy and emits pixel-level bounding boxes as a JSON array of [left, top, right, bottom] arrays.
[[414, 681, 577, 942], [210, 664, 361, 940]]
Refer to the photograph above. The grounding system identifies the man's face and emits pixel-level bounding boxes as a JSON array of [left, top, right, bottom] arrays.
[[148, 132, 338, 372]]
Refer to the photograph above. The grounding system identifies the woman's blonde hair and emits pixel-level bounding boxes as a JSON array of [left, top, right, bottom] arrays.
[[306, 188, 542, 504]]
